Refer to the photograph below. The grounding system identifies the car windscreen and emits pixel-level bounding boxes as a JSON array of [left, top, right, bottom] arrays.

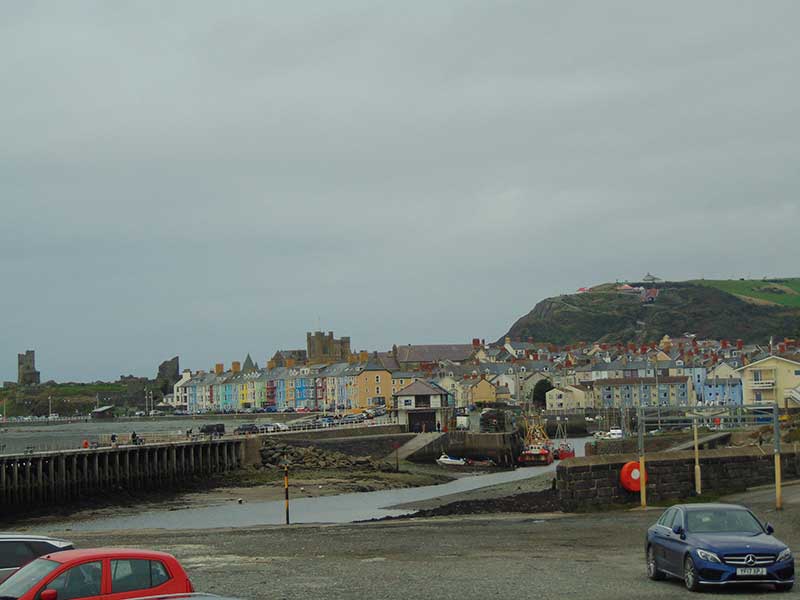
[[0, 558, 60, 598], [685, 509, 764, 534]]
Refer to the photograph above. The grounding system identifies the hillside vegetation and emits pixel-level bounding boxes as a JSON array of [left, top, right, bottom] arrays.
[[0, 382, 127, 417], [504, 281, 800, 345], [690, 278, 800, 307]]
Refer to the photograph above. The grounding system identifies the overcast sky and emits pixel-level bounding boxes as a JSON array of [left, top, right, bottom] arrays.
[[2, 2, 799, 382]]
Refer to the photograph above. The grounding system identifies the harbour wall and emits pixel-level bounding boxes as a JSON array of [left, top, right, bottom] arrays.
[[556, 447, 800, 511]]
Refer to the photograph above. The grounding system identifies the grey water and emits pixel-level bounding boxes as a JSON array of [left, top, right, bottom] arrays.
[[32, 437, 589, 532]]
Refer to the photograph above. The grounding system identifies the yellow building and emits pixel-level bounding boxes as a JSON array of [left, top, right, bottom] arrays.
[[355, 353, 394, 409], [467, 377, 498, 404], [736, 354, 800, 407], [545, 384, 595, 410], [392, 372, 419, 397]]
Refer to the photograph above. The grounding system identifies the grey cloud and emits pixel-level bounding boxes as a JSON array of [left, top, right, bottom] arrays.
[[1, 1, 798, 380]]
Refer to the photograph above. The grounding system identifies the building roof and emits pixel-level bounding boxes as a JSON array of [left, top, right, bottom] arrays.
[[393, 344, 475, 364], [393, 380, 449, 397], [736, 353, 800, 371], [364, 352, 390, 372], [596, 376, 691, 386]]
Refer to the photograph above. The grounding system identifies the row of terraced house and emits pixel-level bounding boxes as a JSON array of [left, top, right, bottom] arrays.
[[172, 331, 800, 414]]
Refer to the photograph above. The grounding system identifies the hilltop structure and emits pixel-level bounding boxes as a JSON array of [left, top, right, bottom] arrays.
[[17, 350, 40, 385], [306, 331, 351, 364]]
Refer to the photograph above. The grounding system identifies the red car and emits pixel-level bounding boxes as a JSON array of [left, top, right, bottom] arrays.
[[0, 548, 194, 600]]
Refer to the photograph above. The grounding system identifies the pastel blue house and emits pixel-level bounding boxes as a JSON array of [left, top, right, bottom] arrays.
[[702, 377, 743, 405]]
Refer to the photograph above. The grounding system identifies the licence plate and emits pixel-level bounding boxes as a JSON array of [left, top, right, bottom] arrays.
[[736, 567, 767, 576]]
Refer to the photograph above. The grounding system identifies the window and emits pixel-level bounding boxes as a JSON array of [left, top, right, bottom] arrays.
[[111, 559, 171, 593], [375, 375, 380, 383], [375, 387, 381, 395], [404, 399, 412, 407], [657, 508, 674, 527], [0, 541, 35, 569], [48, 561, 102, 600]]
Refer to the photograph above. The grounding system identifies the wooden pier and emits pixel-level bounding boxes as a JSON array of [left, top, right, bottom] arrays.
[[0, 438, 245, 510]]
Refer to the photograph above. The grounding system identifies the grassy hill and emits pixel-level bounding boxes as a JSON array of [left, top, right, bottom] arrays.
[[690, 278, 800, 307], [0, 382, 128, 417], [504, 280, 800, 345]]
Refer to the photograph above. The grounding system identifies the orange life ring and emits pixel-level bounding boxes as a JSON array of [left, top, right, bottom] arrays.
[[620, 460, 647, 492]]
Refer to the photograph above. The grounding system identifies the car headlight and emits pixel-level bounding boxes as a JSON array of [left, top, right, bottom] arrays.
[[696, 549, 722, 563], [777, 548, 792, 563]]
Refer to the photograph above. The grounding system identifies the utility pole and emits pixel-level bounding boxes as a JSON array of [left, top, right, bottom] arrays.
[[693, 413, 701, 495], [48, 395, 52, 418], [774, 402, 782, 510], [638, 404, 646, 508], [654, 355, 661, 429]]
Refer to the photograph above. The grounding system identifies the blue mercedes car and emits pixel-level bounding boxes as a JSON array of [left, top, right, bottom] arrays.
[[645, 503, 794, 592]]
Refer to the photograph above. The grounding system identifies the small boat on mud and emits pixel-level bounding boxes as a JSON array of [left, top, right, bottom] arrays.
[[436, 454, 467, 467]]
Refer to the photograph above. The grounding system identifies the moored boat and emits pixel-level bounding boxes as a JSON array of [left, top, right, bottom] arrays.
[[554, 441, 575, 460], [436, 453, 467, 467], [517, 443, 553, 466]]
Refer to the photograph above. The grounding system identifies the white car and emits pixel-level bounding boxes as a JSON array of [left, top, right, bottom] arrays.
[[0, 534, 73, 583], [606, 427, 624, 439]]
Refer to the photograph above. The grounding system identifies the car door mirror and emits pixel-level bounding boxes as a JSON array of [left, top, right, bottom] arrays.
[[765, 523, 775, 535], [672, 525, 684, 537], [41, 589, 58, 600]]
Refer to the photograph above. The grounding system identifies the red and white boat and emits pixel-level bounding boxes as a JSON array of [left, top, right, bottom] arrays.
[[517, 443, 553, 466]]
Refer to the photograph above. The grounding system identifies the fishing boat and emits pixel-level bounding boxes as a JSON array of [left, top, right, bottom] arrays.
[[517, 413, 553, 466], [517, 442, 553, 466], [551, 418, 576, 460], [553, 441, 576, 460], [436, 454, 467, 467]]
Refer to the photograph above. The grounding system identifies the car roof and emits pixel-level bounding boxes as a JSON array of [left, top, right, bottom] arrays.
[[0, 534, 68, 541], [671, 503, 749, 512], [126, 595, 241, 600], [43, 548, 176, 563]]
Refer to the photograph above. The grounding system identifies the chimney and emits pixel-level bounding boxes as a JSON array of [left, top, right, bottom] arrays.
[[232, 361, 241, 373], [267, 360, 276, 370], [215, 363, 224, 375], [505, 336, 511, 345], [472, 338, 480, 348], [736, 339, 744, 350], [286, 358, 295, 368], [359, 350, 369, 362]]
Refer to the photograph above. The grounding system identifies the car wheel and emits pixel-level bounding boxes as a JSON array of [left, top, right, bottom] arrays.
[[775, 583, 793, 592], [646, 546, 665, 581], [683, 555, 701, 592]]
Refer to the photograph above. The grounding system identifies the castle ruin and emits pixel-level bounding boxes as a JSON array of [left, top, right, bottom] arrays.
[[306, 331, 351, 364], [17, 350, 41, 385]]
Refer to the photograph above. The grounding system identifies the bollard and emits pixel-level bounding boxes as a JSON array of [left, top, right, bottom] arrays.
[[284, 463, 290, 525]]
